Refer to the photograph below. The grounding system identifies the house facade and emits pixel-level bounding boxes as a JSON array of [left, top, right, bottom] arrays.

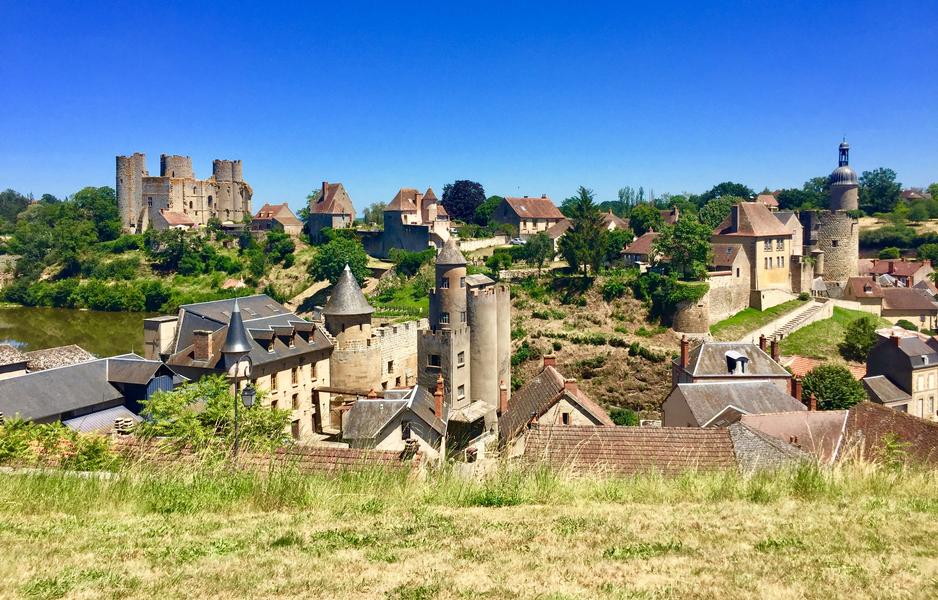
[[252, 203, 304, 236], [863, 330, 938, 421], [308, 181, 356, 243], [491, 195, 565, 238]]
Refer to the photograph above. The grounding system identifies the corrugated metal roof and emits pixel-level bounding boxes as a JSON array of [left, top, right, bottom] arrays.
[[63, 405, 141, 434]]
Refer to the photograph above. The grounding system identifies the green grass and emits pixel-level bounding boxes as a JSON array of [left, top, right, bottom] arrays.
[[0, 462, 937, 598], [709, 298, 809, 340], [370, 282, 429, 320], [780, 307, 892, 359]]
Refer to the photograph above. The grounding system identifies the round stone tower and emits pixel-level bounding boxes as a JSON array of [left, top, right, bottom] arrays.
[[324, 265, 381, 391], [467, 275, 498, 408], [213, 159, 235, 182], [829, 140, 859, 211], [116, 153, 147, 233], [159, 154, 193, 179], [430, 238, 467, 330]]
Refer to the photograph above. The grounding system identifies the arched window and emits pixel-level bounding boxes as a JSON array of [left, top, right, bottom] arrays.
[[207, 195, 213, 207]]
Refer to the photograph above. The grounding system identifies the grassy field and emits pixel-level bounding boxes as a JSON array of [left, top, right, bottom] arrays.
[[780, 307, 891, 359], [1, 463, 937, 599], [710, 298, 809, 341]]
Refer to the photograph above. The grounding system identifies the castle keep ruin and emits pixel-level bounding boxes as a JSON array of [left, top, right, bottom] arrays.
[[116, 153, 253, 232]]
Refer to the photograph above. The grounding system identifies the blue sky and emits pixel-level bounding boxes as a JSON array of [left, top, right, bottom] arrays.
[[1, 1, 936, 214]]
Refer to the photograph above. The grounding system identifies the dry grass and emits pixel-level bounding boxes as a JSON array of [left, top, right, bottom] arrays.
[[1, 463, 937, 599]]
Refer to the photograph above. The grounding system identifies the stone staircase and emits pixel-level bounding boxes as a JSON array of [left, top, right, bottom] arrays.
[[771, 301, 825, 338]]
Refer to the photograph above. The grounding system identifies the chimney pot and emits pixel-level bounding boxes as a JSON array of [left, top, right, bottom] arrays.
[[543, 354, 557, 369], [541, 194, 547, 198], [808, 393, 817, 412], [680, 335, 689, 368], [367, 388, 378, 399], [770, 337, 780, 362], [759, 334, 767, 351], [499, 381, 509, 415], [792, 377, 802, 402]]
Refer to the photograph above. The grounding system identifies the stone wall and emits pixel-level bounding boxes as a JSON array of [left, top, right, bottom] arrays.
[[707, 270, 751, 324], [417, 326, 471, 410], [672, 296, 710, 334], [801, 211, 859, 284], [374, 318, 427, 389], [468, 285, 498, 408], [458, 235, 509, 253]]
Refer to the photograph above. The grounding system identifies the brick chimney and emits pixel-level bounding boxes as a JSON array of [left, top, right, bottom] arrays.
[[759, 334, 767, 351], [367, 388, 378, 399], [499, 380, 509, 415], [808, 393, 817, 411], [888, 261, 895, 274], [434, 374, 444, 420], [680, 335, 689, 368], [892, 333, 901, 347], [541, 193, 547, 199], [193, 330, 213, 361], [321, 181, 328, 202], [564, 378, 578, 393], [791, 377, 802, 401], [543, 354, 557, 369], [770, 337, 780, 362]]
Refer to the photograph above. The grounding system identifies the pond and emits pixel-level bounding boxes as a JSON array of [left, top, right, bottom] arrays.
[[0, 306, 154, 357]]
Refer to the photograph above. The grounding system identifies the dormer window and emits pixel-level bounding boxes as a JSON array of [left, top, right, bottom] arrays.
[[725, 351, 749, 375]]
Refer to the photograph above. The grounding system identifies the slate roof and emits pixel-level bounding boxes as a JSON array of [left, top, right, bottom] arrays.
[[914, 280, 938, 297], [253, 202, 303, 227], [387, 188, 419, 212], [504, 196, 564, 220], [868, 259, 931, 278], [323, 265, 374, 316], [62, 405, 141, 434], [0, 344, 27, 367], [882, 288, 938, 312], [713, 202, 791, 237], [845, 276, 884, 299], [862, 375, 912, 404], [668, 381, 806, 427], [106, 356, 167, 385], [710, 243, 742, 268], [343, 385, 445, 441], [499, 366, 613, 446], [25, 345, 95, 371], [623, 231, 658, 257], [312, 182, 355, 215], [436, 238, 467, 266], [522, 425, 737, 475], [870, 331, 938, 367], [680, 342, 790, 378]]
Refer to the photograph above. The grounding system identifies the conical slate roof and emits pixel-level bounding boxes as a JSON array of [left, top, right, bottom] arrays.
[[221, 298, 253, 355], [436, 238, 466, 266], [323, 265, 374, 316]]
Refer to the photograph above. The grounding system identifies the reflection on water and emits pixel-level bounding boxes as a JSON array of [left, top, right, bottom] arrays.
[[0, 306, 153, 357]]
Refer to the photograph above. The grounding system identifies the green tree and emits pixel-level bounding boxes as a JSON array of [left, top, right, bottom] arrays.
[[698, 182, 754, 206], [652, 217, 712, 281], [909, 201, 930, 222], [801, 364, 867, 410], [362, 202, 387, 226], [523, 232, 554, 273], [265, 231, 295, 265], [878, 247, 901, 259], [0, 189, 30, 230], [839, 315, 878, 361], [928, 183, 938, 201], [776, 188, 824, 211], [605, 228, 634, 265], [72, 186, 121, 242], [803, 176, 831, 197], [441, 180, 486, 223], [918, 243, 938, 262], [698, 196, 742, 229], [628, 203, 663, 236], [860, 168, 902, 214], [609, 407, 639, 426], [389, 248, 435, 277], [474, 195, 503, 226], [558, 187, 606, 275], [309, 236, 370, 284]]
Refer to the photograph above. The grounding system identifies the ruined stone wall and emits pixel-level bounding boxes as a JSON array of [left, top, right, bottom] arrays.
[[374, 319, 427, 389]]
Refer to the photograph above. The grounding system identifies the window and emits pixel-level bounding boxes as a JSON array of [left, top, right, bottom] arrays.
[[271, 373, 279, 391], [736, 268, 740, 277], [460, 311, 467, 323], [776, 239, 784, 250], [764, 257, 771, 270], [429, 354, 441, 368], [291, 420, 300, 440], [291, 367, 298, 385], [457, 384, 465, 399], [292, 394, 299, 410], [777, 256, 784, 268], [395, 376, 402, 386], [832, 240, 839, 247], [930, 397, 935, 416], [147, 197, 153, 207], [271, 398, 278, 410], [918, 375, 925, 391], [460, 277, 466, 288], [457, 351, 465, 366], [440, 277, 449, 289], [763, 240, 772, 251], [401, 420, 412, 440], [387, 360, 394, 373], [440, 312, 450, 324], [561, 412, 571, 425]]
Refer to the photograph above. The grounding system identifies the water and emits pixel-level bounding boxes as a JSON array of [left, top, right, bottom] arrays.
[[0, 306, 154, 357]]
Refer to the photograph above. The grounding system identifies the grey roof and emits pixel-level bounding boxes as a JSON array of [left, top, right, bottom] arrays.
[[668, 381, 806, 427], [322, 265, 374, 316], [106, 356, 166, 385], [343, 385, 445, 441], [0, 344, 28, 367], [0, 359, 124, 422], [830, 165, 858, 186], [436, 238, 467, 266], [221, 298, 253, 355], [464, 274, 495, 287], [63, 405, 141, 434], [862, 375, 912, 404], [24, 344, 96, 371], [681, 342, 790, 378]]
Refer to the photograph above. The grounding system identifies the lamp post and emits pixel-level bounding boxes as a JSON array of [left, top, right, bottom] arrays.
[[221, 298, 254, 458]]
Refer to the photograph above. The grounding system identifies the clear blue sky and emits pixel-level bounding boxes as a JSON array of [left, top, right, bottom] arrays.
[[2, 1, 936, 214]]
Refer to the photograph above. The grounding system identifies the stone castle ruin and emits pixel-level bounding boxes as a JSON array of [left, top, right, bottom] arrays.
[[116, 153, 253, 232]]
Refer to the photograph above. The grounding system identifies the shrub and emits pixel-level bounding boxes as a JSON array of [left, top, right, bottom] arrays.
[[839, 315, 878, 361], [609, 407, 639, 426], [878, 247, 901, 259], [551, 341, 562, 351], [801, 364, 867, 410], [511, 341, 541, 367], [601, 276, 628, 301], [896, 319, 919, 332], [798, 292, 810, 301]]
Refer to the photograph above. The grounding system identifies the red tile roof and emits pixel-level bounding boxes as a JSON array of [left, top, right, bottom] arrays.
[[253, 202, 303, 227], [311, 182, 355, 215], [504, 196, 564, 220], [523, 426, 737, 474], [546, 218, 571, 239], [159, 210, 195, 226], [845, 276, 884, 299], [882, 288, 938, 312], [781, 355, 866, 380], [659, 207, 680, 225], [713, 202, 791, 237], [756, 193, 778, 207], [387, 188, 420, 212], [868, 259, 931, 278], [710, 243, 742, 268], [623, 231, 659, 257]]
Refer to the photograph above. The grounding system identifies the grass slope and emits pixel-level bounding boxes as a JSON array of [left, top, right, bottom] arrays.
[[709, 298, 808, 341], [1, 464, 937, 599], [780, 307, 891, 359]]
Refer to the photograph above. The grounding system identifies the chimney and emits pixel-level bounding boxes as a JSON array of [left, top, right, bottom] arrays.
[[321, 181, 328, 202], [367, 388, 378, 399], [564, 378, 578, 393], [808, 393, 817, 412], [892, 333, 901, 347], [543, 354, 557, 369], [523, 195, 529, 198], [791, 377, 802, 401], [770, 337, 780, 362], [541, 194, 547, 199], [499, 381, 509, 415], [193, 330, 213, 361], [680, 336, 689, 368], [434, 374, 444, 420], [888, 261, 895, 274]]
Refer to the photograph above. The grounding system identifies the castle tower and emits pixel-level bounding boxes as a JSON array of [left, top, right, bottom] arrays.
[[466, 276, 512, 426], [159, 154, 194, 179], [323, 265, 381, 397], [829, 140, 859, 211], [430, 239, 467, 328], [116, 153, 148, 233]]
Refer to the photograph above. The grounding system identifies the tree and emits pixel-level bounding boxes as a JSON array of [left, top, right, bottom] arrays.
[[523, 232, 554, 273], [803, 176, 831, 196], [629, 203, 663, 236], [308, 236, 370, 284], [72, 186, 121, 242], [698, 182, 754, 206], [776, 188, 824, 211], [839, 315, 878, 361], [918, 243, 938, 262], [558, 187, 606, 275], [698, 196, 742, 229], [0, 189, 30, 228], [609, 407, 639, 426], [878, 247, 901, 259], [652, 216, 713, 281], [928, 183, 938, 201], [801, 364, 867, 410], [474, 195, 503, 226], [441, 180, 486, 223], [909, 201, 930, 222], [605, 228, 634, 265], [860, 168, 902, 214], [306, 189, 322, 204], [362, 202, 386, 226]]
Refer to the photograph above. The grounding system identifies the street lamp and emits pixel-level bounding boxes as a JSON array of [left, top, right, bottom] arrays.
[[221, 298, 254, 457]]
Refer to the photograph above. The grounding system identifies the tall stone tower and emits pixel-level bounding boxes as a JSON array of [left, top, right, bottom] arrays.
[[323, 265, 381, 395], [418, 239, 472, 413], [116, 153, 148, 232], [466, 275, 512, 418]]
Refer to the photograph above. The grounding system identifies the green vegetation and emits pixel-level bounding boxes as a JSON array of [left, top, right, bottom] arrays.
[[441, 180, 486, 223], [653, 215, 713, 280], [308, 236, 370, 284], [801, 364, 867, 410], [896, 319, 919, 332], [371, 267, 431, 319], [632, 272, 709, 325], [878, 246, 901, 259], [626, 202, 662, 236], [559, 186, 607, 275], [697, 195, 743, 229], [779, 308, 890, 360], [840, 314, 880, 362], [609, 406, 639, 426], [709, 298, 808, 341]]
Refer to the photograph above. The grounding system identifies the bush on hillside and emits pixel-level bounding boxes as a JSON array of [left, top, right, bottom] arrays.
[[801, 364, 867, 410], [896, 319, 919, 332], [839, 315, 878, 361]]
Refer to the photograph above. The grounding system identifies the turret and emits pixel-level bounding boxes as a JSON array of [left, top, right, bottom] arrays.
[[159, 154, 193, 179], [829, 139, 859, 211], [322, 265, 374, 343], [430, 238, 467, 330], [116, 153, 147, 233]]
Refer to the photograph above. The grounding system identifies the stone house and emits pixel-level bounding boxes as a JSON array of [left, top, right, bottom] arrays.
[[308, 181, 356, 243], [671, 338, 792, 393], [866, 259, 934, 287], [147, 295, 334, 441], [341, 382, 447, 462], [622, 230, 659, 268], [491, 195, 565, 238], [252, 202, 304, 237], [499, 355, 613, 456], [151, 209, 196, 230], [881, 288, 938, 329], [843, 276, 885, 315], [863, 330, 938, 421], [662, 380, 806, 427], [368, 187, 450, 257]]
